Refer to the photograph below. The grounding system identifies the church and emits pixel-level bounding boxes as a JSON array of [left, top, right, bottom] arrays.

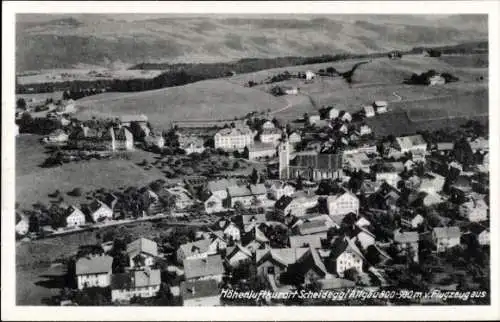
[[279, 138, 343, 181]]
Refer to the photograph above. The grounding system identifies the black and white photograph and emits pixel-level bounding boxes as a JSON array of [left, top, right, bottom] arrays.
[[2, 1, 499, 320]]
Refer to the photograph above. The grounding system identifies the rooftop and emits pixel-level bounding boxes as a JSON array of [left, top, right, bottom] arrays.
[[76, 255, 113, 275], [180, 279, 219, 301], [183, 255, 224, 280]]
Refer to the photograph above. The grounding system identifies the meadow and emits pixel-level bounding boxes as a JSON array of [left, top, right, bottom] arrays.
[[74, 79, 287, 127]]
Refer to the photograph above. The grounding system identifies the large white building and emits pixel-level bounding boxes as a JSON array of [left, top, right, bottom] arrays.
[[76, 255, 113, 290], [214, 126, 254, 151], [259, 128, 283, 146], [327, 191, 360, 217]]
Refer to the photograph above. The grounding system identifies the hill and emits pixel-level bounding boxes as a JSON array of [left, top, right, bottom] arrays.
[[16, 14, 487, 71], [75, 79, 287, 127]]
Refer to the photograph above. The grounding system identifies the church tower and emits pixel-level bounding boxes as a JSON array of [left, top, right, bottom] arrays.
[[278, 133, 290, 180]]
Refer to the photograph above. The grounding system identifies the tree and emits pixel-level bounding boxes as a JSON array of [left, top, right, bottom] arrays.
[[16, 98, 27, 110], [250, 168, 259, 184], [242, 146, 249, 159]]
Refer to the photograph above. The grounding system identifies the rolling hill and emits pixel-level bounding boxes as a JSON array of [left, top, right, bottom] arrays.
[[16, 14, 487, 72]]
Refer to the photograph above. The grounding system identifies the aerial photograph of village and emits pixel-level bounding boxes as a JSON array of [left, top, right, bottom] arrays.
[[14, 13, 490, 307]]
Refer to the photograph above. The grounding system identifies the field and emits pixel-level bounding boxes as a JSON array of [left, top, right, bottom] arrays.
[[233, 54, 488, 122], [16, 91, 64, 104], [17, 69, 164, 85], [74, 79, 287, 128], [15, 136, 175, 210]]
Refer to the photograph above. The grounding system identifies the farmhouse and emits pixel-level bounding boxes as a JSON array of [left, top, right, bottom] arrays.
[[308, 115, 321, 125], [178, 135, 205, 155], [289, 234, 326, 249], [343, 152, 371, 173], [356, 124, 373, 136], [459, 197, 488, 222], [207, 178, 240, 201], [75, 254, 113, 290], [111, 127, 134, 151], [227, 184, 266, 208], [283, 86, 299, 95], [111, 269, 161, 303], [305, 70, 316, 80], [65, 205, 86, 227], [126, 238, 158, 269], [88, 200, 113, 223], [400, 213, 424, 229], [255, 247, 309, 280], [393, 230, 419, 262], [242, 213, 267, 232], [327, 107, 340, 120], [144, 133, 165, 149], [428, 75, 446, 86], [203, 194, 225, 214], [214, 126, 253, 151], [177, 239, 213, 263], [419, 172, 446, 194], [339, 111, 352, 122], [225, 244, 253, 268]]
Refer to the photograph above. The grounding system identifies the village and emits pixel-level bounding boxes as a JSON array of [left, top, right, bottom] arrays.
[[14, 60, 490, 307]]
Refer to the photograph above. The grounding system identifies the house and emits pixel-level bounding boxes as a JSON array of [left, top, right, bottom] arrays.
[[178, 135, 205, 155], [75, 254, 113, 289], [339, 111, 352, 122], [404, 159, 415, 171], [305, 70, 316, 80], [275, 195, 318, 217], [355, 216, 371, 228], [284, 87, 299, 95], [248, 143, 276, 160], [328, 236, 365, 277], [241, 225, 270, 253], [165, 186, 195, 210], [262, 120, 275, 130], [255, 247, 309, 280], [180, 279, 220, 306], [419, 172, 446, 194], [468, 137, 488, 153], [393, 230, 419, 262], [207, 178, 240, 201], [15, 214, 29, 236], [111, 127, 134, 151], [65, 205, 86, 227], [289, 233, 326, 249], [203, 194, 225, 214], [227, 184, 267, 208], [88, 200, 113, 223], [111, 268, 161, 303], [119, 114, 148, 127], [363, 105, 375, 118], [203, 231, 228, 252], [308, 115, 321, 125], [459, 197, 488, 222], [294, 218, 331, 236], [285, 150, 344, 181], [144, 134, 165, 149], [44, 129, 69, 143], [259, 128, 282, 146], [218, 220, 241, 241], [225, 244, 253, 268], [435, 142, 455, 155], [353, 227, 376, 250], [327, 107, 340, 120], [327, 191, 360, 217], [126, 238, 158, 269], [428, 75, 446, 86], [177, 239, 213, 263], [432, 227, 461, 252], [288, 131, 302, 144], [400, 213, 424, 229], [242, 213, 267, 232], [214, 126, 253, 151], [466, 223, 489, 246], [357, 124, 372, 136], [183, 255, 224, 282], [343, 152, 371, 173], [405, 175, 421, 190], [373, 101, 388, 114], [333, 123, 348, 134], [376, 172, 401, 188], [268, 181, 295, 200], [394, 134, 427, 154]]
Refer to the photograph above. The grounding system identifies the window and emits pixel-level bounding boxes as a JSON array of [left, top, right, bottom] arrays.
[[267, 266, 275, 275]]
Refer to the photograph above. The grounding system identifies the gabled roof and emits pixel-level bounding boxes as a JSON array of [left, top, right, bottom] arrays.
[[275, 195, 294, 210], [207, 178, 240, 193], [180, 279, 219, 300], [256, 248, 309, 267], [76, 255, 113, 275], [227, 185, 252, 198], [111, 268, 161, 290], [183, 255, 224, 280], [297, 219, 329, 235], [88, 200, 111, 213], [289, 234, 326, 249], [393, 230, 419, 243], [179, 239, 211, 257], [329, 236, 365, 261], [433, 226, 461, 239], [250, 184, 267, 195], [395, 134, 427, 150], [119, 114, 148, 123], [242, 213, 267, 226], [297, 247, 328, 277], [126, 238, 158, 258]]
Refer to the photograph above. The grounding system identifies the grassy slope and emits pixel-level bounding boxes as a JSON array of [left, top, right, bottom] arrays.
[[74, 79, 287, 127]]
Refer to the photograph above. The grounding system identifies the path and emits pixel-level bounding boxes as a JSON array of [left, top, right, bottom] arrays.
[[269, 97, 293, 115], [392, 91, 402, 102]]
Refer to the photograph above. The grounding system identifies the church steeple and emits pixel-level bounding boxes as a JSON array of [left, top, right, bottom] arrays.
[[278, 135, 290, 180]]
